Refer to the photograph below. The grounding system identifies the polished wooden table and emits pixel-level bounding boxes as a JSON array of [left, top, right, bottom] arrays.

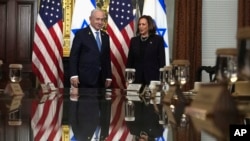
[[0, 88, 174, 141]]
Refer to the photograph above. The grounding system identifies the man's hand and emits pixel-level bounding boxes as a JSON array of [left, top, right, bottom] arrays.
[[70, 77, 80, 88], [105, 79, 112, 88], [70, 86, 79, 101]]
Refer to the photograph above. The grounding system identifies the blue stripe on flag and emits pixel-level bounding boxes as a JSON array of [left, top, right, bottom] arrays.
[[91, 0, 96, 7], [158, 0, 166, 13]]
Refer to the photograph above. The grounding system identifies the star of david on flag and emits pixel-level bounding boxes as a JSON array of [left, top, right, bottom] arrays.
[[157, 28, 167, 47], [71, 20, 89, 36]]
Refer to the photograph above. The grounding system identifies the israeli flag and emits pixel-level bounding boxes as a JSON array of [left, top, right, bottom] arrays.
[[155, 127, 168, 141], [70, 0, 96, 49], [69, 126, 77, 141], [143, 0, 170, 66]]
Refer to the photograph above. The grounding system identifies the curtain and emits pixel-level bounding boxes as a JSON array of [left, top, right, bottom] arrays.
[[173, 0, 202, 91], [238, 0, 250, 27]]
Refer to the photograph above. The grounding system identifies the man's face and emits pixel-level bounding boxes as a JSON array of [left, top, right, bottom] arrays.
[[90, 11, 105, 31]]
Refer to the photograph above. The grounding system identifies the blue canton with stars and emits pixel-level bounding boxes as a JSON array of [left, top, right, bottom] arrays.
[[109, 0, 134, 30], [39, 0, 62, 28]]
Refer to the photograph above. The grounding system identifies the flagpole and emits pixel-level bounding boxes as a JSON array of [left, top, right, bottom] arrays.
[[134, 0, 141, 35]]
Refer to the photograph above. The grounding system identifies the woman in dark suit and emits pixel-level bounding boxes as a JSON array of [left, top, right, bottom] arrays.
[[69, 9, 112, 88], [126, 15, 166, 86]]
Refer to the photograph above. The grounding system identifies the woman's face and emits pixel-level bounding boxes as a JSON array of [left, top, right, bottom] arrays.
[[138, 18, 149, 37]]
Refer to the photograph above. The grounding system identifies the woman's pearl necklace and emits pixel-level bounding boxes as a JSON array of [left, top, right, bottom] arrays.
[[140, 36, 149, 41]]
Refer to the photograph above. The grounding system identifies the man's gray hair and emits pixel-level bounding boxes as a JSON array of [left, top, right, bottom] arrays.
[[90, 8, 104, 17]]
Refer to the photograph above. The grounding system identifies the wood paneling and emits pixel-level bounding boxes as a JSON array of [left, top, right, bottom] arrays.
[[17, 2, 33, 62], [0, 2, 7, 61], [0, 1, 37, 139], [0, 94, 33, 141], [0, 0, 37, 89]]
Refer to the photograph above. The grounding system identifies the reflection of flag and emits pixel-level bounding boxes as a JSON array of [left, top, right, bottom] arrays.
[[31, 92, 63, 141], [107, 0, 135, 89], [143, 0, 170, 66], [69, 126, 77, 141], [32, 0, 64, 88], [106, 89, 133, 141], [70, 0, 96, 48]]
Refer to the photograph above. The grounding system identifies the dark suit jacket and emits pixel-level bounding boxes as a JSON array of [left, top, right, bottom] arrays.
[[69, 26, 112, 88], [69, 94, 100, 140], [126, 102, 164, 139], [126, 35, 166, 85], [69, 89, 111, 140]]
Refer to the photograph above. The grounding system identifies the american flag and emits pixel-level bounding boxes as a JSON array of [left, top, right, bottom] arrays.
[[107, 0, 135, 89], [31, 90, 63, 141], [107, 1, 134, 139], [32, 0, 64, 88], [106, 89, 133, 141]]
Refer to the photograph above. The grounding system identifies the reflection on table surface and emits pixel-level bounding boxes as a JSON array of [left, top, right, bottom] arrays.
[[0, 88, 168, 141]]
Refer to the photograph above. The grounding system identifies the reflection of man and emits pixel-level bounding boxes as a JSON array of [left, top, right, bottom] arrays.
[[126, 102, 164, 141], [69, 88, 111, 140], [69, 9, 112, 88]]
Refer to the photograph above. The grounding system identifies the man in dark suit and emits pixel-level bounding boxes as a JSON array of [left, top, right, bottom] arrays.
[[69, 9, 112, 88]]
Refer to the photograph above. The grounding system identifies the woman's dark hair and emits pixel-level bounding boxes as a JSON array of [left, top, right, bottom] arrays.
[[136, 15, 157, 36]]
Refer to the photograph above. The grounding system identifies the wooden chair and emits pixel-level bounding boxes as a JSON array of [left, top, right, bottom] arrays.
[[198, 66, 216, 82]]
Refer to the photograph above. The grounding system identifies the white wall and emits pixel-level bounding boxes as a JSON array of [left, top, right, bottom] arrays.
[[165, 0, 175, 61], [201, 0, 238, 82]]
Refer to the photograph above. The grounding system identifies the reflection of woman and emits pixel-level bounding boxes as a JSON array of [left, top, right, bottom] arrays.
[[126, 15, 166, 86], [126, 102, 164, 140]]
